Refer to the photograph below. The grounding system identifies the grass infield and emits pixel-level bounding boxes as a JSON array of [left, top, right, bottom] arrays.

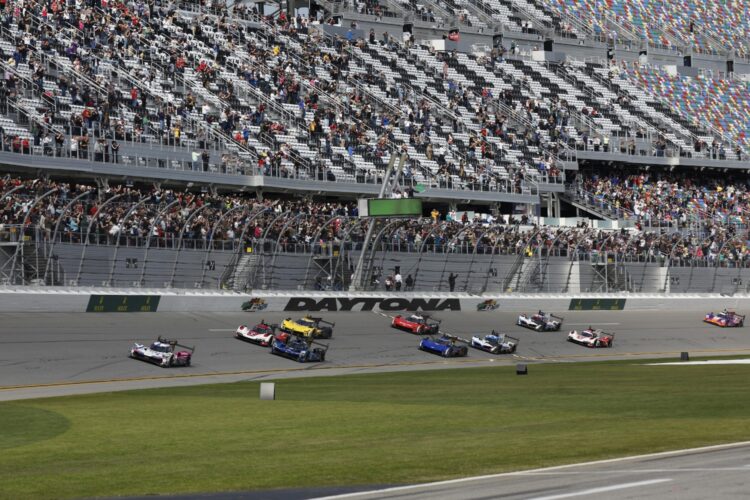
[[1, 358, 750, 499]]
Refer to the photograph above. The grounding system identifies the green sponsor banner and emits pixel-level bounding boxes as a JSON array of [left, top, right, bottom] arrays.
[[568, 298, 626, 311], [87, 295, 160, 313]]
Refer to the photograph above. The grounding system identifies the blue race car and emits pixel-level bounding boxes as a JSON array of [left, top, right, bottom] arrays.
[[270, 333, 328, 363], [418, 334, 469, 358]]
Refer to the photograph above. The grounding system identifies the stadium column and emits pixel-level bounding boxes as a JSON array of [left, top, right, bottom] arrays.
[[348, 153, 403, 291]]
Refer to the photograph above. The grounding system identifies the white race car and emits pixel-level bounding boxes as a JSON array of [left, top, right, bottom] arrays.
[[470, 331, 519, 354], [567, 328, 614, 348], [130, 336, 194, 367], [517, 310, 564, 331], [236, 321, 277, 346]]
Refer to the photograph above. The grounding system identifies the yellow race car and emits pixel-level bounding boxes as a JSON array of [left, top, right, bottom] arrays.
[[280, 316, 335, 339]]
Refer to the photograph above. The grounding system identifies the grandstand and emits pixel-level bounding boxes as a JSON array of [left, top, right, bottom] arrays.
[[0, 0, 748, 294]]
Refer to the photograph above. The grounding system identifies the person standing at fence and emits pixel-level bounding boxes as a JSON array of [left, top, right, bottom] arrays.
[[448, 272, 457, 292], [395, 271, 402, 291], [405, 274, 414, 291]]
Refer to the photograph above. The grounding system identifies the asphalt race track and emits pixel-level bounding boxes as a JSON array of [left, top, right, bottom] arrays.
[[1, 309, 750, 400], [316, 441, 750, 500]]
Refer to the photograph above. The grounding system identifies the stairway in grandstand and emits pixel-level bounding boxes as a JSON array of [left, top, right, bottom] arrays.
[[222, 253, 259, 292]]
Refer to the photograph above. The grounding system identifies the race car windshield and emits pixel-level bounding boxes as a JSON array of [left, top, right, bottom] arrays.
[[297, 319, 316, 327], [150, 343, 170, 352], [256, 326, 271, 333], [408, 316, 424, 322]]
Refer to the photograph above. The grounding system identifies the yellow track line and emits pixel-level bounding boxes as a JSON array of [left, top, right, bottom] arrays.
[[2, 348, 749, 392]]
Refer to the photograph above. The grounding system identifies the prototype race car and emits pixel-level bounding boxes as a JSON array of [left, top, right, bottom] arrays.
[[704, 309, 745, 328], [470, 331, 519, 354], [567, 328, 614, 348], [477, 299, 499, 311], [130, 336, 194, 367], [517, 310, 564, 331], [280, 316, 334, 338], [235, 320, 277, 346], [391, 314, 441, 334], [270, 333, 328, 363], [418, 334, 469, 357]]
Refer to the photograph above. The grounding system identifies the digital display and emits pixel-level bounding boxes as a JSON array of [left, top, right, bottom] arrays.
[[367, 198, 422, 217]]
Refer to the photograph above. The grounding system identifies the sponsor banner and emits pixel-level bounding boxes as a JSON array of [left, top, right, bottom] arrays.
[[569, 298, 626, 311], [283, 297, 461, 312], [87, 295, 160, 312]]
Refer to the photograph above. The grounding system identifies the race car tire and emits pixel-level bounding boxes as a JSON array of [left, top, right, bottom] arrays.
[[535, 325, 543, 332], [298, 353, 306, 363], [595, 340, 600, 347]]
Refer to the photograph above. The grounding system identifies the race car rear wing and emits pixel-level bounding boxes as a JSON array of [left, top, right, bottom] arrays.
[[504, 335, 520, 344], [549, 314, 564, 321], [307, 317, 336, 328], [157, 336, 196, 353], [292, 333, 330, 352], [442, 334, 470, 344]]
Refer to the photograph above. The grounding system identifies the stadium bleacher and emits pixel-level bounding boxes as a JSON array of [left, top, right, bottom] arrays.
[[0, 0, 748, 292]]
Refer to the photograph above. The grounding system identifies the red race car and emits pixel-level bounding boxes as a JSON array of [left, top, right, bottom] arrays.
[[391, 314, 441, 334], [235, 320, 278, 346], [704, 310, 745, 328]]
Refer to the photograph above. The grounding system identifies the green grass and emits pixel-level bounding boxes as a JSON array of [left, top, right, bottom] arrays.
[[2, 359, 750, 499]]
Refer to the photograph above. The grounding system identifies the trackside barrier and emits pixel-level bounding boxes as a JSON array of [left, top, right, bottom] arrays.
[[0, 289, 749, 313]]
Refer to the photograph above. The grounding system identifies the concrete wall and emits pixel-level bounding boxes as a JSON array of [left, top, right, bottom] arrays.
[[1, 288, 749, 313]]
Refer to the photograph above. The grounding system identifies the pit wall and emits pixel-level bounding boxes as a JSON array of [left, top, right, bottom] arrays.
[[0, 289, 748, 314]]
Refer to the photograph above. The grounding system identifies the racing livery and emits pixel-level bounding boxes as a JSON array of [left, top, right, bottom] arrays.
[[567, 328, 614, 348], [391, 314, 441, 334], [517, 310, 564, 331], [418, 334, 469, 357], [470, 331, 519, 354], [280, 316, 334, 338], [270, 334, 328, 363], [704, 309, 745, 328], [477, 299, 499, 311], [129, 336, 194, 367], [235, 321, 277, 346], [241, 298, 268, 312]]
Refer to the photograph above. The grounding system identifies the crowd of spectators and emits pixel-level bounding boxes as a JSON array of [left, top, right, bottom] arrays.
[[574, 167, 750, 229], [2, 174, 748, 268]]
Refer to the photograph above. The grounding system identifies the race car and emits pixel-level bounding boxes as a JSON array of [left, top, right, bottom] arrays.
[[517, 310, 564, 331], [270, 333, 328, 363], [470, 330, 519, 354], [704, 309, 745, 328], [280, 316, 334, 338], [418, 334, 469, 357], [129, 336, 194, 367], [567, 328, 614, 348], [235, 320, 277, 346], [477, 299, 499, 311], [391, 314, 441, 334]]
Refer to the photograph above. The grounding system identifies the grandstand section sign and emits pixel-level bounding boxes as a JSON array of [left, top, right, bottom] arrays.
[[87, 295, 161, 312], [284, 297, 460, 312], [568, 298, 626, 311]]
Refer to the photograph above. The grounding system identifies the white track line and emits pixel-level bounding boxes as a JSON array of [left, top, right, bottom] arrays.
[[314, 440, 750, 499], [528, 478, 672, 500]]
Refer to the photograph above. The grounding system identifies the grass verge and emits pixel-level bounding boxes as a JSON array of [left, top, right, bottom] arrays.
[[1, 358, 750, 499]]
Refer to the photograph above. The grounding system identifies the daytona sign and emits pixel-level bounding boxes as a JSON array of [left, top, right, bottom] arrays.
[[284, 297, 461, 312]]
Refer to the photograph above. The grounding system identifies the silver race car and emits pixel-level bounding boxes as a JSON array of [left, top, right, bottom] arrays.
[[517, 310, 564, 331], [130, 336, 194, 367]]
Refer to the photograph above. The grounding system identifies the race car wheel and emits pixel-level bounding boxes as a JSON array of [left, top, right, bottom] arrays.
[[595, 340, 600, 347]]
